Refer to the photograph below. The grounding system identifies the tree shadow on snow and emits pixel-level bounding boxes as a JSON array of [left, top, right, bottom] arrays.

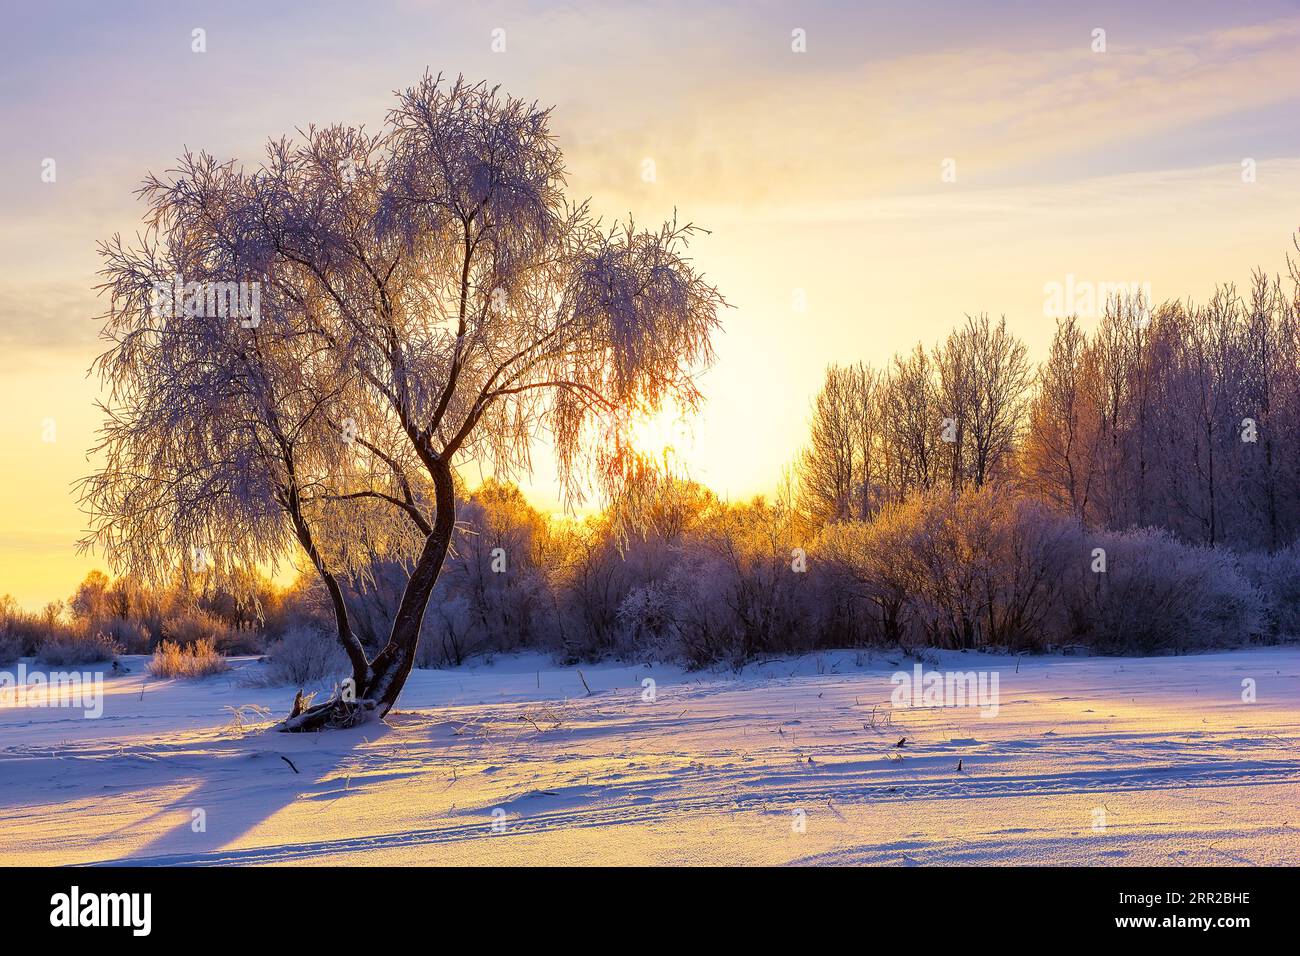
[[86, 719, 412, 865]]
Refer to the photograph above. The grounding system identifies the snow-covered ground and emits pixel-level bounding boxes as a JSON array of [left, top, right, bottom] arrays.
[[1, 647, 1297, 866]]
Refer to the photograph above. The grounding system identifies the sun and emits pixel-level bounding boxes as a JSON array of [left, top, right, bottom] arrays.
[[625, 401, 695, 465]]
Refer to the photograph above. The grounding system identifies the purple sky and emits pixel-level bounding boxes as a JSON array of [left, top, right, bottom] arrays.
[[3, 0, 1300, 606]]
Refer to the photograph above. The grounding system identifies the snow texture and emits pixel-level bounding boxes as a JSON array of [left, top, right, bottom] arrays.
[[1, 648, 1296, 865]]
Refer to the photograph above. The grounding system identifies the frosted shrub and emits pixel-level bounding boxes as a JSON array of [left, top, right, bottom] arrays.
[[252, 628, 348, 686], [667, 554, 742, 668], [818, 514, 920, 646], [2, 597, 82, 657], [162, 607, 234, 649], [819, 488, 1075, 651], [219, 622, 266, 655], [147, 638, 229, 678], [615, 582, 681, 659], [868, 491, 975, 649], [970, 496, 1077, 652], [460, 566, 553, 653], [597, 491, 821, 668], [415, 594, 476, 668], [556, 526, 641, 658], [98, 616, 151, 654], [36, 632, 122, 665], [1062, 529, 1263, 652], [1236, 544, 1300, 640], [0, 632, 22, 665]]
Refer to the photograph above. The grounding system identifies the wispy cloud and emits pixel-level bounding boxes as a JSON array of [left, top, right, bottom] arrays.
[[0, 283, 100, 357], [570, 13, 1300, 208]]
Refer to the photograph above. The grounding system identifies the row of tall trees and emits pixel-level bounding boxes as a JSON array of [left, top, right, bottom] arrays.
[[801, 313, 1031, 521], [801, 267, 1300, 552], [1025, 273, 1300, 549]]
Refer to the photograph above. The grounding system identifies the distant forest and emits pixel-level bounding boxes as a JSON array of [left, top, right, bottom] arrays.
[[6, 266, 1300, 672]]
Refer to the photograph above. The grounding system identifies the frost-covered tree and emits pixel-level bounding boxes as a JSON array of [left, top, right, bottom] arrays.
[[1025, 263, 1300, 551], [800, 316, 1029, 522], [955, 313, 1031, 488], [799, 362, 878, 522], [1022, 316, 1102, 520], [81, 73, 723, 729]]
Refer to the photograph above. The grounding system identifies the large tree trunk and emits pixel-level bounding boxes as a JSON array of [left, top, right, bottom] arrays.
[[369, 460, 457, 715], [280, 459, 456, 732], [286, 495, 369, 691]]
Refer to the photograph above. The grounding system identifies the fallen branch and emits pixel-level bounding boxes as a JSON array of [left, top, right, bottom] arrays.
[[277, 695, 377, 732]]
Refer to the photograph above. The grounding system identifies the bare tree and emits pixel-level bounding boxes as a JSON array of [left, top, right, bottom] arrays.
[[81, 73, 724, 729], [1023, 316, 1099, 519], [878, 345, 941, 501], [933, 325, 973, 492], [799, 362, 879, 522], [1238, 270, 1299, 549], [962, 314, 1031, 487]]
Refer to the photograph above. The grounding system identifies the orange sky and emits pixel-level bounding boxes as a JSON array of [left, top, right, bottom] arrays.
[[4, 1, 1300, 608]]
